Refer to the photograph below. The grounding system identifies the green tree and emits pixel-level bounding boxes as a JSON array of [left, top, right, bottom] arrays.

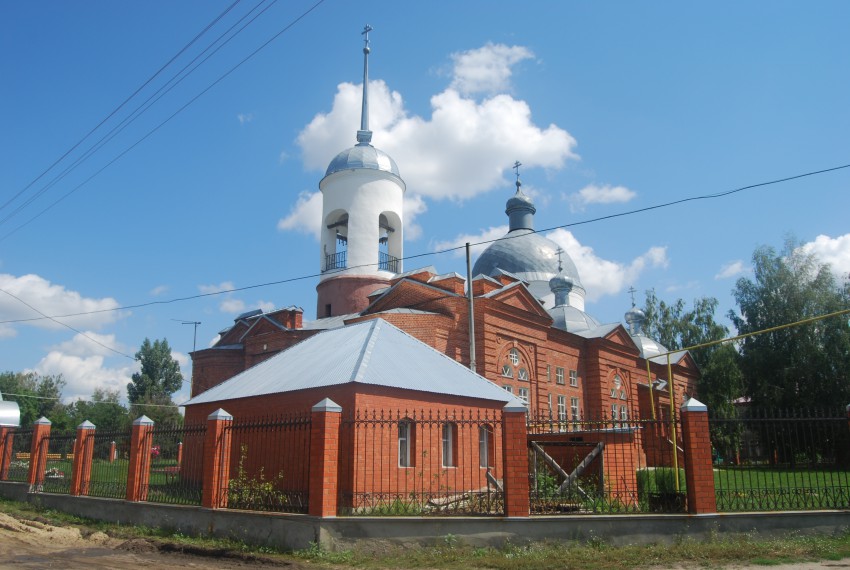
[[0, 371, 68, 427], [127, 338, 184, 427], [69, 388, 130, 433], [729, 239, 850, 412]]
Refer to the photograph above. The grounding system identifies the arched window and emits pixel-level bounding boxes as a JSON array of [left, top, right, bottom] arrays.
[[508, 348, 520, 365]]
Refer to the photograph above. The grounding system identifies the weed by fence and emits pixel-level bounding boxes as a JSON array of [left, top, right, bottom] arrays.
[[221, 414, 311, 513], [338, 409, 505, 516], [711, 408, 850, 511], [527, 414, 684, 514]]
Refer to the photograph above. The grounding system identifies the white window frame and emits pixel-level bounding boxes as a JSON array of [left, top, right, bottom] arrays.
[[479, 425, 493, 468], [508, 348, 520, 365], [569, 369, 578, 387], [398, 421, 412, 467], [442, 423, 456, 468], [570, 397, 579, 420], [503, 385, 513, 394], [501, 364, 513, 378], [518, 387, 529, 404], [517, 368, 529, 381], [556, 367, 565, 385], [557, 395, 567, 421]]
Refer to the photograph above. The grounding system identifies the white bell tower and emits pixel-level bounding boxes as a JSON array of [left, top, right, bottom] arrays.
[[316, 26, 406, 318]]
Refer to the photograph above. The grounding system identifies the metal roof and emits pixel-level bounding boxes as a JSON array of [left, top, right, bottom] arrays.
[[185, 318, 523, 408], [0, 392, 20, 427], [548, 305, 601, 333], [324, 144, 401, 179]]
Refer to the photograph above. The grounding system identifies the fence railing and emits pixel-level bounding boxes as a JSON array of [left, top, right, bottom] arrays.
[[143, 423, 206, 506], [87, 430, 132, 499], [710, 408, 850, 511], [527, 413, 685, 514], [221, 414, 311, 514], [1, 429, 32, 482], [338, 409, 505, 516], [40, 432, 76, 494]]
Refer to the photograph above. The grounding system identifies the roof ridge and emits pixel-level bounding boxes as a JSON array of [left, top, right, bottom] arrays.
[[351, 319, 381, 382]]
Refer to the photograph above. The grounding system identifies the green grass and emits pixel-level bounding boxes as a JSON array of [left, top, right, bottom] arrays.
[[3, 496, 850, 569], [715, 467, 850, 511]]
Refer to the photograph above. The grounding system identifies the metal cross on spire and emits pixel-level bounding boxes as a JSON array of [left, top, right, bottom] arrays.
[[357, 25, 374, 144], [513, 160, 522, 192], [555, 247, 564, 273], [628, 286, 637, 307]]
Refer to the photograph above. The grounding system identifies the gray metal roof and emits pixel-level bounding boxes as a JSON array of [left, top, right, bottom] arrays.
[[0, 392, 20, 427], [301, 313, 360, 330], [631, 334, 668, 359], [548, 305, 601, 333], [185, 318, 524, 408]]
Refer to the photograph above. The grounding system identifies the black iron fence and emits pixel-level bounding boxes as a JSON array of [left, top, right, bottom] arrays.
[[2, 429, 33, 482], [87, 430, 131, 499], [710, 408, 850, 511], [338, 409, 505, 516], [40, 431, 76, 494], [144, 423, 206, 506], [221, 414, 311, 513], [527, 413, 684, 514]]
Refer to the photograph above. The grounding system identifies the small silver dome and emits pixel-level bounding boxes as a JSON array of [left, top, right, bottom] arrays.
[[632, 334, 668, 359], [324, 143, 400, 179], [549, 304, 600, 333], [624, 305, 646, 335]]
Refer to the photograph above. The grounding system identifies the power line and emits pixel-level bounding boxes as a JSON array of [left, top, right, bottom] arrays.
[[0, 0, 279, 229], [2, 160, 847, 326], [0, 0, 327, 242], [0, 288, 136, 360], [0, 0, 244, 215]]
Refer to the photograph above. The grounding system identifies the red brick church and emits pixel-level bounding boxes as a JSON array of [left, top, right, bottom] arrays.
[[183, 30, 698, 507]]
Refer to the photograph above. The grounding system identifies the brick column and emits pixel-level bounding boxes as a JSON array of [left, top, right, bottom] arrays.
[[126, 416, 154, 502], [502, 403, 530, 517], [109, 441, 117, 463], [70, 421, 96, 496], [202, 409, 233, 509], [308, 398, 342, 517], [27, 417, 51, 492], [177, 441, 183, 467], [0, 426, 14, 480], [681, 397, 717, 514]]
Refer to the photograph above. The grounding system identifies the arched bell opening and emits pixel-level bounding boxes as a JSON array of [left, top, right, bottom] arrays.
[[322, 209, 349, 272], [378, 211, 402, 273]]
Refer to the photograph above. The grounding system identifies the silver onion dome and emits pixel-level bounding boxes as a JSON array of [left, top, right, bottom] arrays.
[[324, 144, 401, 178]]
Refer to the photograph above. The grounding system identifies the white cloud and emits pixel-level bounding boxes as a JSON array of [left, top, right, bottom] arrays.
[[432, 225, 509, 259], [799, 233, 850, 278], [546, 229, 668, 302], [403, 195, 428, 240], [198, 281, 235, 295], [29, 332, 137, 403], [256, 300, 276, 313], [149, 285, 168, 296], [715, 260, 748, 280], [277, 191, 323, 239], [237, 113, 253, 125], [52, 331, 130, 358], [450, 43, 534, 95], [294, 45, 577, 205], [568, 184, 636, 212], [0, 273, 124, 335], [219, 298, 245, 314]]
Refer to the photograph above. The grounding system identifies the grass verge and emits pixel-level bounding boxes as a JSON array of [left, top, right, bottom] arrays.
[[1, 496, 850, 569]]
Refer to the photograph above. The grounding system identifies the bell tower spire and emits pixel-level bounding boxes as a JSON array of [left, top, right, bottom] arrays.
[[357, 24, 373, 145]]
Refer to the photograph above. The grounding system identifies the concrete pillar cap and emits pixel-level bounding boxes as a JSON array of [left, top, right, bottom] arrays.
[[34, 416, 51, 425], [77, 420, 96, 430], [133, 415, 155, 426], [681, 397, 707, 412], [503, 401, 528, 413], [312, 398, 342, 413], [207, 408, 233, 421]]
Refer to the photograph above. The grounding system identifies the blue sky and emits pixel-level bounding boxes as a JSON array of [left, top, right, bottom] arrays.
[[2, 1, 849, 407]]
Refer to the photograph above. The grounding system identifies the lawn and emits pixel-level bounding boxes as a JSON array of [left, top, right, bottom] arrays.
[[715, 466, 850, 511]]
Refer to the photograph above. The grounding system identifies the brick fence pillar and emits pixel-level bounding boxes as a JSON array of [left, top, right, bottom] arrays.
[[70, 420, 96, 496], [202, 409, 233, 509], [308, 398, 342, 517], [502, 403, 530, 517], [109, 441, 117, 463], [177, 441, 183, 467], [0, 426, 14, 480], [27, 417, 51, 492], [681, 397, 717, 514], [126, 416, 155, 502]]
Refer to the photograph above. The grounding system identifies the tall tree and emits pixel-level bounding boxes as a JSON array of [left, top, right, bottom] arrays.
[[643, 293, 743, 405], [69, 388, 129, 433], [0, 371, 67, 427], [729, 239, 850, 412], [127, 338, 184, 426]]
